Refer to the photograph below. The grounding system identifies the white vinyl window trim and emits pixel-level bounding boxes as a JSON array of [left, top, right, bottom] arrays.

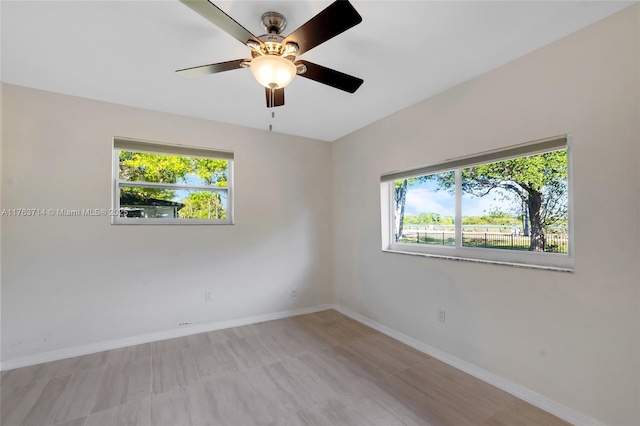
[[112, 137, 234, 225], [380, 135, 574, 272]]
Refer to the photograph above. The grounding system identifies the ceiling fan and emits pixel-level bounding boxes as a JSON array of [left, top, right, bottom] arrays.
[[177, 0, 364, 108]]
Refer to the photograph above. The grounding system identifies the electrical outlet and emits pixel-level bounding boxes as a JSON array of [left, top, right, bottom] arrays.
[[291, 287, 297, 297], [204, 290, 213, 302], [437, 309, 446, 323]]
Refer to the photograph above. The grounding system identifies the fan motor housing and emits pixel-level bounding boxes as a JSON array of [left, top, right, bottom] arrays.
[[251, 33, 298, 61], [259, 34, 285, 54]]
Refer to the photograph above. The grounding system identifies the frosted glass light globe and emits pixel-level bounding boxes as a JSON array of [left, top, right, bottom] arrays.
[[250, 55, 296, 89]]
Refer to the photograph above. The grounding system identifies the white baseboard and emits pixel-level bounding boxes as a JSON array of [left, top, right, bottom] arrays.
[[0, 303, 333, 372], [331, 304, 602, 426]]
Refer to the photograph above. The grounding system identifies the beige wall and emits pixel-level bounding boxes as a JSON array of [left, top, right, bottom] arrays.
[[1, 84, 333, 361], [331, 5, 639, 425]]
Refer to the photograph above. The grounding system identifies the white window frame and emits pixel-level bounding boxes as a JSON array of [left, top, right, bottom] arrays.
[[380, 135, 574, 271], [112, 137, 234, 225]]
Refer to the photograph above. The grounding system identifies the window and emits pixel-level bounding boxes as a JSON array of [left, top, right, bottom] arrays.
[[112, 138, 233, 225], [381, 136, 572, 270]]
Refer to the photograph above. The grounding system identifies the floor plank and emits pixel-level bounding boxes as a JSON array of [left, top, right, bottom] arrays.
[[245, 360, 321, 418], [482, 399, 570, 426], [150, 336, 189, 356], [192, 341, 242, 382], [226, 336, 278, 371], [21, 367, 103, 426], [92, 357, 151, 413], [107, 344, 152, 365], [202, 372, 279, 425], [86, 397, 151, 426], [151, 349, 200, 395], [1, 380, 48, 425], [150, 383, 214, 426]]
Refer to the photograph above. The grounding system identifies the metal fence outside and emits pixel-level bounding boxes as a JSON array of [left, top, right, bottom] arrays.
[[405, 231, 568, 253]]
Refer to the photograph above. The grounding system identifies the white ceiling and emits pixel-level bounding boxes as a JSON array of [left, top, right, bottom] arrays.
[[1, 1, 633, 141]]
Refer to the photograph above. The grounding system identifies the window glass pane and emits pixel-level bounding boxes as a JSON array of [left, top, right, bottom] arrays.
[[394, 171, 455, 246], [461, 149, 568, 253], [119, 187, 227, 220], [178, 190, 227, 219], [118, 151, 228, 187]]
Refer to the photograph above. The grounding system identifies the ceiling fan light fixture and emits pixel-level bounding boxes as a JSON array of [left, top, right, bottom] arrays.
[[250, 55, 296, 89], [177, 0, 364, 107]]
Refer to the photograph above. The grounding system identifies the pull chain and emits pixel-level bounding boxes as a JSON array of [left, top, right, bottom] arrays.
[[269, 88, 275, 131]]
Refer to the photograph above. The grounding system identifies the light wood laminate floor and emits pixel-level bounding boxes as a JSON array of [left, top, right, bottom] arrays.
[[1, 310, 569, 426]]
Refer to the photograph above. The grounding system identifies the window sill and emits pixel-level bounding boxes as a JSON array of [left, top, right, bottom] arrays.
[[112, 218, 233, 225], [382, 249, 574, 273]]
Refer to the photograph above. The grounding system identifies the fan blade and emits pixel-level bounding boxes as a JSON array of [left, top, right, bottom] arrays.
[[266, 87, 285, 108], [176, 59, 247, 77], [295, 60, 363, 93], [180, 0, 263, 48], [283, 0, 362, 56]]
